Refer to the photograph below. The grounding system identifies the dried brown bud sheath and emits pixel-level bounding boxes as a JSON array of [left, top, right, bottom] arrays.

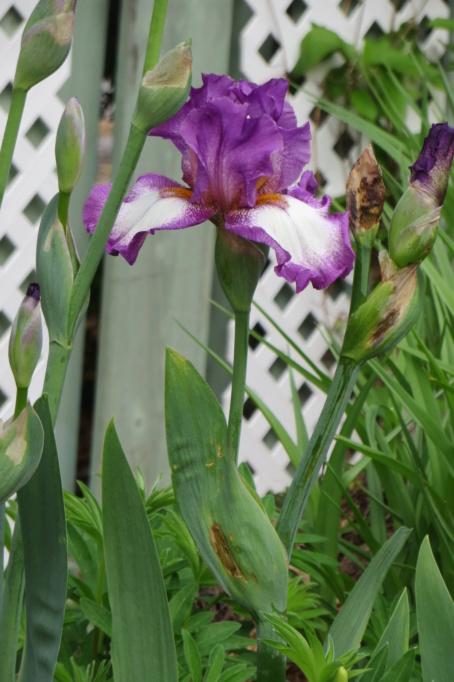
[[347, 145, 385, 240]]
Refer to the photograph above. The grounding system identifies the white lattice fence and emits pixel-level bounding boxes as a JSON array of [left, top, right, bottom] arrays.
[[226, 0, 450, 495], [0, 1, 70, 421]]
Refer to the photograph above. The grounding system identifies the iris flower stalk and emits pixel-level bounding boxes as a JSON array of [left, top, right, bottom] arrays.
[[83, 74, 355, 462], [277, 123, 454, 557]]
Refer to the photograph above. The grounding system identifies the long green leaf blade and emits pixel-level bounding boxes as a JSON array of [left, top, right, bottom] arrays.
[[102, 420, 178, 682], [17, 395, 67, 682], [416, 536, 454, 682]]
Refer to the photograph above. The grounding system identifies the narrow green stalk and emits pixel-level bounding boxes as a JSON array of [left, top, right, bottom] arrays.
[[277, 357, 360, 557], [13, 387, 28, 420], [0, 516, 25, 682], [0, 504, 4, 610], [57, 191, 71, 228], [143, 0, 169, 73], [68, 124, 147, 339], [43, 341, 72, 426], [228, 310, 250, 463], [0, 88, 27, 210], [349, 243, 372, 316], [256, 617, 286, 682]]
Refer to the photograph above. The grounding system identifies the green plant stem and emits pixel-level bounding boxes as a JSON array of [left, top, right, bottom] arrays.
[[256, 617, 286, 682], [228, 310, 250, 463], [0, 516, 25, 682], [57, 191, 70, 227], [143, 0, 169, 73], [277, 357, 361, 557], [0, 504, 4, 610], [43, 341, 72, 426], [92, 554, 106, 666], [0, 88, 27, 210], [68, 124, 147, 339], [13, 387, 28, 420], [349, 242, 372, 316]]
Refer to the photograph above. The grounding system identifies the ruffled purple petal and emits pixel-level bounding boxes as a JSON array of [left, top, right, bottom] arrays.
[[224, 189, 354, 293], [83, 174, 215, 265], [180, 98, 283, 210], [149, 74, 311, 213]]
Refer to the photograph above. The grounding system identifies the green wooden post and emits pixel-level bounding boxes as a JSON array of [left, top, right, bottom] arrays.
[[56, 0, 110, 489], [89, 0, 235, 493]]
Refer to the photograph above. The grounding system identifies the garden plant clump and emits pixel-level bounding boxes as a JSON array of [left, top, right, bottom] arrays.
[[1, 1, 454, 681]]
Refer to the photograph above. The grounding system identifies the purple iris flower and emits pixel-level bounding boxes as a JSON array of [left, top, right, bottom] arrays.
[[83, 74, 355, 293]]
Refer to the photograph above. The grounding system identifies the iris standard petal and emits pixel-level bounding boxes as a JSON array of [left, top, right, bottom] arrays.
[[180, 98, 283, 210], [224, 193, 354, 293], [83, 173, 215, 264]]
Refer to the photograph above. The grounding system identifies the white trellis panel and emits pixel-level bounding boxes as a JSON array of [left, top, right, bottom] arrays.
[[0, 1, 71, 422], [226, 0, 450, 495]]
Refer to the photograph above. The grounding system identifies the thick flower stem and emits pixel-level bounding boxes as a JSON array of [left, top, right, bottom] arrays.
[[13, 387, 28, 420], [43, 341, 72, 426], [256, 617, 286, 682], [0, 88, 27, 210], [228, 310, 250, 463], [349, 243, 372, 316], [68, 124, 147, 339], [143, 0, 169, 73], [276, 357, 360, 557]]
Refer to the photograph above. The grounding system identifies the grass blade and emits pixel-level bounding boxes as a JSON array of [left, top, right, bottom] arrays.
[[327, 527, 411, 657]]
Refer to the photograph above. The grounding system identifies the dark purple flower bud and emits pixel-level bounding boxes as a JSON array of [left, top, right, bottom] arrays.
[[9, 284, 43, 389], [410, 123, 454, 206], [389, 123, 454, 268]]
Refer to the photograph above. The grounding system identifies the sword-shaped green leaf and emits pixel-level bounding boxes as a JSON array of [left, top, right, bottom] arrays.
[[416, 536, 454, 682], [17, 395, 67, 682], [102, 420, 178, 682]]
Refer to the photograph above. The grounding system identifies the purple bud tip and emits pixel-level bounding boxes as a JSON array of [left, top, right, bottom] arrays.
[[410, 122, 454, 206], [26, 283, 40, 301]]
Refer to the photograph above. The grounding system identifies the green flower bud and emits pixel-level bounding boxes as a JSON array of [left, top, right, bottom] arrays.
[[0, 403, 44, 503], [388, 186, 440, 268], [9, 284, 43, 389], [215, 224, 269, 314], [14, 0, 76, 91], [332, 666, 349, 682], [133, 41, 192, 134], [342, 252, 424, 363], [347, 145, 385, 247], [389, 123, 454, 268], [56, 97, 86, 194], [36, 194, 87, 344]]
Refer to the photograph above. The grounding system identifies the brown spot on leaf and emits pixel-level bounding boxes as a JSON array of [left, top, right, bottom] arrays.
[[210, 524, 247, 581]]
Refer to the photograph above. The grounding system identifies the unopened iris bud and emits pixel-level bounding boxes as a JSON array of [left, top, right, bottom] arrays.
[[389, 123, 454, 268], [215, 225, 269, 314], [14, 0, 76, 91], [347, 145, 385, 247], [133, 41, 192, 134], [8, 284, 43, 389], [37, 194, 87, 344], [333, 667, 349, 682], [342, 252, 424, 364], [56, 97, 86, 194]]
